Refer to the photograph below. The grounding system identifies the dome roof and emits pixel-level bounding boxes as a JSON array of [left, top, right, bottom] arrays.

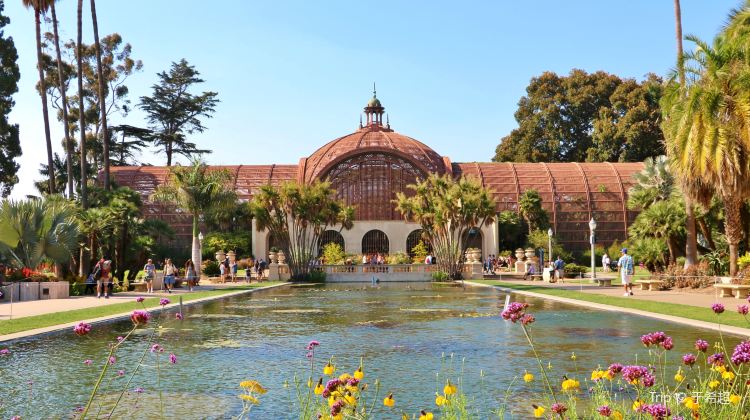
[[367, 96, 382, 108], [303, 126, 446, 182]]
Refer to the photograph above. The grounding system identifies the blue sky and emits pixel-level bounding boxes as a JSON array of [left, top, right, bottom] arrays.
[[4, 0, 740, 198]]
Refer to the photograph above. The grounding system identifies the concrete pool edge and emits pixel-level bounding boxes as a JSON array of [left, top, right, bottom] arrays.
[[0, 283, 291, 343], [464, 281, 750, 338]]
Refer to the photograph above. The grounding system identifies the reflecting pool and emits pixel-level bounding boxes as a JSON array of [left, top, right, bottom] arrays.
[[0, 283, 735, 418]]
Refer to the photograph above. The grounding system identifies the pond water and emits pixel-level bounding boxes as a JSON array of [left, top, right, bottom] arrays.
[[0, 283, 737, 418]]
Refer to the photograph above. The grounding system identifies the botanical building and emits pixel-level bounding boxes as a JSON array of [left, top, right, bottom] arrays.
[[111, 92, 643, 259]]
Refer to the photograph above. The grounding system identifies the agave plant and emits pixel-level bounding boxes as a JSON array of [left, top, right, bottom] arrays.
[[0, 197, 79, 269]]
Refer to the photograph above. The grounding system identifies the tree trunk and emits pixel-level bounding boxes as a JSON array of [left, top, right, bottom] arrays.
[[77, 0, 87, 208], [674, 0, 685, 87], [167, 140, 172, 166], [34, 8, 55, 194], [724, 193, 744, 277], [697, 217, 716, 250], [90, 0, 110, 190], [684, 197, 698, 267], [51, 3, 74, 198], [666, 236, 677, 265]]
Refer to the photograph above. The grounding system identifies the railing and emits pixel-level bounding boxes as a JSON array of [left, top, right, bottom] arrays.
[[314, 264, 441, 275]]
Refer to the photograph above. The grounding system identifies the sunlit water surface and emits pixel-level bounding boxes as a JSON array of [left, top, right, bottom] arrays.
[[0, 283, 735, 418]]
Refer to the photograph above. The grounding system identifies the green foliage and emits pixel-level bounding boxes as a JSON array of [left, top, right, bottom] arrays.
[[0, 196, 79, 269], [395, 174, 497, 280], [139, 59, 219, 166], [493, 69, 664, 163], [627, 156, 676, 210], [518, 189, 549, 234], [526, 229, 568, 260], [629, 198, 686, 263], [497, 210, 525, 251], [202, 232, 251, 259], [321, 242, 345, 265], [581, 244, 605, 266], [202, 260, 220, 276], [563, 263, 589, 275], [739, 253, 750, 270], [305, 270, 326, 283], [0, 1, 19, 197], [629, 237, 667, 272], [431, 271, 450, 281], [410, 240, 429, 263], [387, 252, 411, 265], [701, 250, 729, 276]]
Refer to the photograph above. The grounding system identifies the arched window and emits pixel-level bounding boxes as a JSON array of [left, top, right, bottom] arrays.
[[406, 229, 432, 257], [362, 230, 389, 254], [318, 230, 345, 255], [322, 152, 426, 220], [461, 228, 483, 253]]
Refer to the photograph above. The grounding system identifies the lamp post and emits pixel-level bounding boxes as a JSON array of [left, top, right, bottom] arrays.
[[547, 227, 553, 265], [198, 232, 204, 275], [589, 218, 597, 281]]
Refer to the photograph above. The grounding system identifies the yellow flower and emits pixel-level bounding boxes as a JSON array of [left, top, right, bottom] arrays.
[[383, 393, 395, 407], [561, 378, 580, 392], [419, 411, 434, 420], [328, 396, 336, 407], [611, 411, 623, 420], [332, 415, 343, 420], [708, 379, 720, 389], [339, 373, 352, 381], [435, 394, 449, 406], [674, 372, 684, 382], [713, 365, 726, 373], [722, 370, 735, 381], [239, 380, 267, 394], [683, 396, 699, 411], [632, 399, 644, 411], [443, 381, 457, 395], [524, 372, 534, 383], [344, 392, 357, 405], [238, 394, 259, 404], [324, 362, 335, 375], [354, 367, 364, 380], [533, 404, 546, 418], [729, 394, 742, 405], [314, 378, 324, 395], [591, 370, 603, 381], [603, 370, 614, 380], [570, 352, 577, 361]]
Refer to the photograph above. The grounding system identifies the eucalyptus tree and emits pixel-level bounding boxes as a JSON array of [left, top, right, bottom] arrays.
[[48, 0, 74, 197], [395, 174, 496, 280], [250, 181, 354, 281], [0, 1, 20, 197], [151, 159, 236, 274]]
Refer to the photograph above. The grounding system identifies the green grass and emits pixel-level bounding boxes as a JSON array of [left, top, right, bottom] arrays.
[[473, 280, 750, 329], [0, 282, 285, 336]]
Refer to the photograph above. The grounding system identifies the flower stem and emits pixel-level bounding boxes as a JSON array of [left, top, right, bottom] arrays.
[[521, 324, 558, 404]]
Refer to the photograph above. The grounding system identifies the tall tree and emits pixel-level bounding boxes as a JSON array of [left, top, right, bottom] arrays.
[[109, 124, 152, 166], [140, 59, 218, 166], [493, 69, 664, 163], [0, 0, 20, 197], [49, 0, 73, 198], [151, 159, 237, 275], [518, 189, 549, 234], [89, 0, 110, 189], [76, 0, 86, 208], [23, 0, 55, 194]]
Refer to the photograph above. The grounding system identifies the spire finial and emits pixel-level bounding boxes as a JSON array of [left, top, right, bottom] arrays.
[[386, 113, 390, 126], [373, 82, 376, 97], [359, 114, 363, 128]]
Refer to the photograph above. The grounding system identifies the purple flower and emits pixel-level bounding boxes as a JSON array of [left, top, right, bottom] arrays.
[[305, 340, 321, 350], [597, 405, 612, 416], [108, 356, 116, 365], [330, 399, 345, 416], [739, 305, 750, 315], [0, 348, 10, 356], [708, 352, 725, 366], [520, 314, 536, 325], [622, 365, 649, 384], [731, 341, 750, 365], [117, 369, 125, 376], [150, 344, 162, 353], [136, 296, 145, 303], [83, 359, 93, 365], [117, 336, 125, 342], [662, 337, 674, 351], [306, 352, 313, 358], [133, 387, 144, 393], [682, 353, 696, 366], [640, 403, 671, 419], [130, 310, 151, 325], [175, 312, 183, 320], [347, 378, 360, 386], [642, 372, 655, 387], [608, 363, 623, 376], [712, 303, 725, 314], [640, 331, 673, 350], [501, 302, 530, 323], [73, 322, 92, 337], [159, 298, 170, 306], [695, 339, 709, 352], [169, 353, 177, 364], [551, 403, 567, 414]]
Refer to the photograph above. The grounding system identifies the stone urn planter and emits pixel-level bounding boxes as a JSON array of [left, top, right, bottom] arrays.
[[215, 250, 226, 264], [464, 249, 472, 263], [228, 250, 236, 264], [268, 251, 277, 264], [524, 248, 535, 260], [471, 249, 482, 262], [277, 250, 286, 264], [515, 248, 525, 261]]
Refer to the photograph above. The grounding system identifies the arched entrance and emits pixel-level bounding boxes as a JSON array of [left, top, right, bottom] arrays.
[[362, 230, 389, 254], [462, 228, 483, 254], [406, 229, 432, 257], [318, 230, 345, 255], [266, 233, 282, 256]]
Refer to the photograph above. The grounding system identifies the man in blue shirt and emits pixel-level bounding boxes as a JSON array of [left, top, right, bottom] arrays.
[[617, 248, 635, 296], [553, 256, 565, 283]]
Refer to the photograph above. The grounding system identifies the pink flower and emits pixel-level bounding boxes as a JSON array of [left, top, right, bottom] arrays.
[[712, 303, 725, 314], [133, 387, 144, 393], [739, 305, 749, 315], [169, 353, 177, 364], [130, 310, 151, 325], [175, 312, 183, 320], [520, 314, 536, 325], [708, 353, 725, 366], [695, 339, 709, 352], [0, 348, 10, 356], [150, 344, 162, 353], [117, 369, 125, 376], [117, 336, 125, 342], [551, 403, 567, 414], [159, 298, 170, 306], [108, 356, 116, 365], [682, 353, 696, 366], [73, 322, 92, 337], [83, 359, 93, 365], [501, 302, 530, 323], [136, 296, 145, 303], [731, 341, 750, 365], [597, 405, 612, 416]]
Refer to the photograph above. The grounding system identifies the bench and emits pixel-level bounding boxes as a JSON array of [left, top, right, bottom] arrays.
[[594, 279, 612, 287], [714, 284, 750, 299], [636, 280, 664, 291]]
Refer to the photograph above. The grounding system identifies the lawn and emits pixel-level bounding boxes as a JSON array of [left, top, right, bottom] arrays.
[[0, 282, 284, 336], [473, 280, 750, 329]]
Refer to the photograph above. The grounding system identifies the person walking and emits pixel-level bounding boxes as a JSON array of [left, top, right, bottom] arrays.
[[144, 258, 156, 293], [219, 259, 227, 283], [184, 260, 197, 292], [231, 260, 238, 283], [553, 256, 565, 283], [602, 253, 611, 273], [617, 248, 634, 296], [163, 258, 176, 293]]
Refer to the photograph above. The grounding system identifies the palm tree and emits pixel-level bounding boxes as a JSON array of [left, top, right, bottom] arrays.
[[673, 0, 699, 268], [77, 0, 87, 208], [90, 0, 110, 190], [518, 189, 549, 234], [661, 30, 750, 276], [151, 159, 237, 275], [0, 197, 79, 269], [22, 0, 55, 194], [49, 0, 74, 198], [627, 156, 675, 210], [630, 199, 686, 264]]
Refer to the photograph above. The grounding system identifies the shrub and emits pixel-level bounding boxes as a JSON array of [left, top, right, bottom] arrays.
[[738, 252, 750, 271], [432, 271, 450, 281], [656, 263, 713, 289], [630, 237, 667, 272], [304, 270, 326, 283], [387, 252, 411, 265], [321, 243, 346, 265], [563, 263, 589, 276], [202, 232, 252, 260], [701, 249, 728, 276], [237, 258, 253, 269], [411, 241, 429, 263], [203, 260, 220, 276]]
